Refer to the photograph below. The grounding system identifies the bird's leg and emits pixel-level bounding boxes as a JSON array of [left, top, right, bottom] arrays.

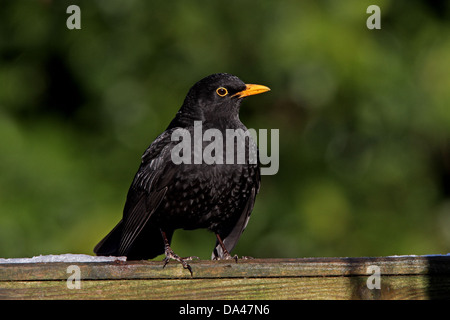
[[215, 234, 238, 262], [160, 229, 197, 276]]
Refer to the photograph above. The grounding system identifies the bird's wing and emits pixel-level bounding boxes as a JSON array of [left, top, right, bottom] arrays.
[[117, 129, 178, 256], [212, 166, 261, 259]]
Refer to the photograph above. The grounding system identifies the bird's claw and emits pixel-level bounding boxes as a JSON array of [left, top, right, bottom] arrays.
[[213, 253, 238, 262], [162, 249, 198, 276], [213, 254, 254, 262], [182, 256, 200, 261], [161, 229, 198, 276]]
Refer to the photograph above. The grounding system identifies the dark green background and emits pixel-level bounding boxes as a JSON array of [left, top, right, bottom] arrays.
[[1, 0, 449, 259]]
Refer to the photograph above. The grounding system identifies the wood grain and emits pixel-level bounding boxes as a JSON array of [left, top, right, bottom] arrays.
[[1, 256, 449, 299]]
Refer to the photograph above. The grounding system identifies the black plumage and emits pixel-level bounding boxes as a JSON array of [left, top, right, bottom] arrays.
[[94, 73, 270, 273]]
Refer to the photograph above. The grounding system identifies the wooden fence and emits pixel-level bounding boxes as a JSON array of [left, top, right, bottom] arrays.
[[1, 255, 450, 299]]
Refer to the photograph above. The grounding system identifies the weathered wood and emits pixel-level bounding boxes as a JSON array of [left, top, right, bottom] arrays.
[[1, 256, 450, 299]]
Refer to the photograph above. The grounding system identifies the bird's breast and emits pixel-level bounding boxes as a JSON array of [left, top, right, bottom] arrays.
[[157, 162, 257, 231]]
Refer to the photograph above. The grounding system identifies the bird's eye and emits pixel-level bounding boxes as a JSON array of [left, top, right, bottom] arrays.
[[216, 87, 228, 97]]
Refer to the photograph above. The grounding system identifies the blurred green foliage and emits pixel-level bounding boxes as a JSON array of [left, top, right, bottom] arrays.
[[1, 0, 450, 259]]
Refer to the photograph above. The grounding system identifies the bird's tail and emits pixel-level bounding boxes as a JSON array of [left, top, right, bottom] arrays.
[[94, 220, 124, 256], [94, 220, 171, 260]]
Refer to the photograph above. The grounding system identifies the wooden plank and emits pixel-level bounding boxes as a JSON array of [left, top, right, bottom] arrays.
[[2, 275, 450, 300], [1, 256, 450, 299], [2, 256, 450, 280]]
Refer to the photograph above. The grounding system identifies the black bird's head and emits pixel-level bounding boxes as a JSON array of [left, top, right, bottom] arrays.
[[171, 73, 270, 127]]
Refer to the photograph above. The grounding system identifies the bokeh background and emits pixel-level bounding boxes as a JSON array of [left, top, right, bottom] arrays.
[[1, 0, 450, 259]]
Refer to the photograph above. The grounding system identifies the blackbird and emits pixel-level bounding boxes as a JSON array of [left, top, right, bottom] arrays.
[[94, 73, 270, 273]]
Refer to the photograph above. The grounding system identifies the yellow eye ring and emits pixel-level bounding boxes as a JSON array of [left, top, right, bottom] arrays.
[[216, 87, 228, 97]]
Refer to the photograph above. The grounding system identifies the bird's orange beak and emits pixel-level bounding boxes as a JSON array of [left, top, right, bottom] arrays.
[[233, 84, 271, 98]]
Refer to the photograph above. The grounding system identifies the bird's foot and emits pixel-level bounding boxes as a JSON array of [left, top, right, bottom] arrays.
[[214, 233, 239, 262], [213, 254, 254, 261], [213, 251, 238, 262], [160, 229, 198, 276], [162, 247, 199, 276]]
